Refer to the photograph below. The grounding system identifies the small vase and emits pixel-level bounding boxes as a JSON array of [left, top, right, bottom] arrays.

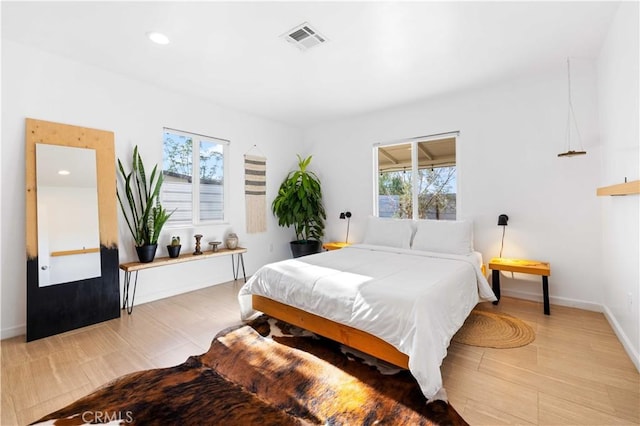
[[136, 244, 158, 263], [225, 233, 238, 250], [167, 245, 181, 258]]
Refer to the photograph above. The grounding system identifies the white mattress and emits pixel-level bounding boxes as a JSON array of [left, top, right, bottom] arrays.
[[238, 244, 496, 400]]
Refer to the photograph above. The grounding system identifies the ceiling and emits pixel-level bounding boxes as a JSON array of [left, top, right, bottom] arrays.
[[2, 1, 619, 128]]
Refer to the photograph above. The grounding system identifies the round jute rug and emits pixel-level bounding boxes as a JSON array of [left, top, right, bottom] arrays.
[[452, 309, 535, 348]]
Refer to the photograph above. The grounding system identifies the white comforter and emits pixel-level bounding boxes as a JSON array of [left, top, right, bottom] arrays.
[[238, 244, 496, 400]]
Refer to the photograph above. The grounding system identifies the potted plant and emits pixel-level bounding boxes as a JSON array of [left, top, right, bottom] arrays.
[[272, 154, 326, 258], [117, 146, 173, 263], [167, 236, 181, 258]]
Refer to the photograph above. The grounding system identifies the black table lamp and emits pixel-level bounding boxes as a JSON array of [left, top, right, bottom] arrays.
[[339, 211, 352, 243], [498, 214, 508, 257]]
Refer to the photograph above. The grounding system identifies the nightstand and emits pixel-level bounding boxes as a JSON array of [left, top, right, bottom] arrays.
[[489, 258, 551, 315], [322, 242, 351, 251]]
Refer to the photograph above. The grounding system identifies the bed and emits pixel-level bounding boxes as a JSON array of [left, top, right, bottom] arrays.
[[238, 217, 496, 401]]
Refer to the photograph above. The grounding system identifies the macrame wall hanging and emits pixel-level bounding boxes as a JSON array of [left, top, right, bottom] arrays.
[[244, 148, 267, 233]]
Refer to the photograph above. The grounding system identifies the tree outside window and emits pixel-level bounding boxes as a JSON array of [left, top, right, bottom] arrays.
[[376, 137, 457, 220]]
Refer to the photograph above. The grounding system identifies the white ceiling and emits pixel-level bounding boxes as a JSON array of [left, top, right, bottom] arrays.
[[2, 1, 619, 128]]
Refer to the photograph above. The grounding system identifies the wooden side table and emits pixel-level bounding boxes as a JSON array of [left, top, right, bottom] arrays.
[[489, 258, 551, 315], [322, 242, 351, 251], [119, 247, 247, 314]]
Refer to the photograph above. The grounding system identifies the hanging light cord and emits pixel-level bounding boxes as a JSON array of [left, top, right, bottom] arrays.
[[499, 225, 506, 258], [565, 58, 585, 152], [345, 217, 350, 244]]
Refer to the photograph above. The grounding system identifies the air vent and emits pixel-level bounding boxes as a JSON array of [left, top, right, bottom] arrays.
[[282, 22, 327, 51]]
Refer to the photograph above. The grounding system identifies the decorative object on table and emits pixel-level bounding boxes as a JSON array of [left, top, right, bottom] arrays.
[[33, 317, 467, 426], [117, 145, 173, 263], [557, 57, 587, 158], [167, 236, 181, 258], [193, 234, 203, 255], [452, 309, 535, 348], [339, 211, 352, 243], [209, 241, 222, 252], [244, 149, 267, 234], [225, 233, 238, 250], [272, 154, 326, 258], [497, 213, 508, 257]]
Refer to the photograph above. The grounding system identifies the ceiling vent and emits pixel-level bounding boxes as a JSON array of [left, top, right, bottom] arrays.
[[282, 22, 327, 51]]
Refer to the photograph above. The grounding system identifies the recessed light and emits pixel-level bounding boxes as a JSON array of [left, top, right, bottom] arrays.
[[147, 32, 170, 45], [58, 170, 70, 176]]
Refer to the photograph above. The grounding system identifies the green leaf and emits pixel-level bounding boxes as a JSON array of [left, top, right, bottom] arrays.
[[271, 154, 325, 242], [116, 145, 169, 247]]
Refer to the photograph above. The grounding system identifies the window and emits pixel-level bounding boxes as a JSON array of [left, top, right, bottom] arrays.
[[161, 128, 228, 226], [375, 135, 457, 220]]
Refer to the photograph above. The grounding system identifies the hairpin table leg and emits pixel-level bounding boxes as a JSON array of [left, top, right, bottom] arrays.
[[232, 253, 246, 282], [122, 270, 139, 315]]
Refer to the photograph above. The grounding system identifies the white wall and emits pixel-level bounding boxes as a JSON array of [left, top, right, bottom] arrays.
[[305, 62, 604, 311], [1, 40, 301, 338], [597, 2, 640, 369]]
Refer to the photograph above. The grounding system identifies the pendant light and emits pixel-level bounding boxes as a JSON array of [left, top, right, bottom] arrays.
[[558, 58, 587, 158]]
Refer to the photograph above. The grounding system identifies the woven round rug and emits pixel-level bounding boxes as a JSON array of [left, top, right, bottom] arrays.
[[452, 309, 535, 348]]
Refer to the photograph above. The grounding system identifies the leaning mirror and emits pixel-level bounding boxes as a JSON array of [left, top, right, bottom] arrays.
[[26, 118, 120, 342], [36, 144, 101, 286]]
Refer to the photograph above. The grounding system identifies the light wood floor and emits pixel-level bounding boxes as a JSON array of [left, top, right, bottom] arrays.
[[2, 281, 638, 425]]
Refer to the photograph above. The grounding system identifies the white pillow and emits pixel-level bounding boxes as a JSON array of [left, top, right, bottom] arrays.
[[362, 216, 414, 249], [411, 219, 473, 255]]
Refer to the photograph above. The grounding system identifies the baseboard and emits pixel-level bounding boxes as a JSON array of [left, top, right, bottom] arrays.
[[1, 324, 26, 340], [500, 288, 603, 312], [602, 305, 640, 373]]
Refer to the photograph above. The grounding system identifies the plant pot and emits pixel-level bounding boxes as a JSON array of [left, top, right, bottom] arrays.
[[167, 245, 181, 258], [290, 240, 322, 258], [136, 244, 158, 263]]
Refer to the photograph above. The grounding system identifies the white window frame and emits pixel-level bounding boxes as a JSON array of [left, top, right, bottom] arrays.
[[162, 127, 230, 227], [373, 131, 459, 220]]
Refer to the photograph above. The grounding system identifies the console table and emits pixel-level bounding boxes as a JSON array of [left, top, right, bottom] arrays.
[[119, 247, 247, 314], [489, 257, 551, 315]]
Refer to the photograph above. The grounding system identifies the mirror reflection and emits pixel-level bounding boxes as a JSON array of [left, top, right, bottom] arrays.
[[36, 144, 101, 286]]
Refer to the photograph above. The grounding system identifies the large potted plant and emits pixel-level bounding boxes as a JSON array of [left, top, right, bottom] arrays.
[[272, 154, 326, 258], [117, 146, 172, 263]]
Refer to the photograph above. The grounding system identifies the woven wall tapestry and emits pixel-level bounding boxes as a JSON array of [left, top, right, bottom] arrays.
[[244, 154, 267, 233]]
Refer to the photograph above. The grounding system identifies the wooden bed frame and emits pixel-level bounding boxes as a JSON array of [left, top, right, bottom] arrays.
[[252, 295, 409, 369]]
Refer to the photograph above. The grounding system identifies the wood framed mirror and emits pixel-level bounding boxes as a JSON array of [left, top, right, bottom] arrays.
[[26, 118, 120, 341]]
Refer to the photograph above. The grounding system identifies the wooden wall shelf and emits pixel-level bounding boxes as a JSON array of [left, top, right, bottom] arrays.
[[596, 180, 640, 196]]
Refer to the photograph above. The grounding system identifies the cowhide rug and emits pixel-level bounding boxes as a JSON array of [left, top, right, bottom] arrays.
[[32, 316, 467, 425]]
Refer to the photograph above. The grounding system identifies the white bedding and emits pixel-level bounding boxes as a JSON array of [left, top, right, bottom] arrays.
[[238, 244, 496, 400]]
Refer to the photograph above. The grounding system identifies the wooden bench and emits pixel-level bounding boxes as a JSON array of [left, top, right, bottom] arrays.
[[489, 257, 551, 315], [119, 247, 246, 314]]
